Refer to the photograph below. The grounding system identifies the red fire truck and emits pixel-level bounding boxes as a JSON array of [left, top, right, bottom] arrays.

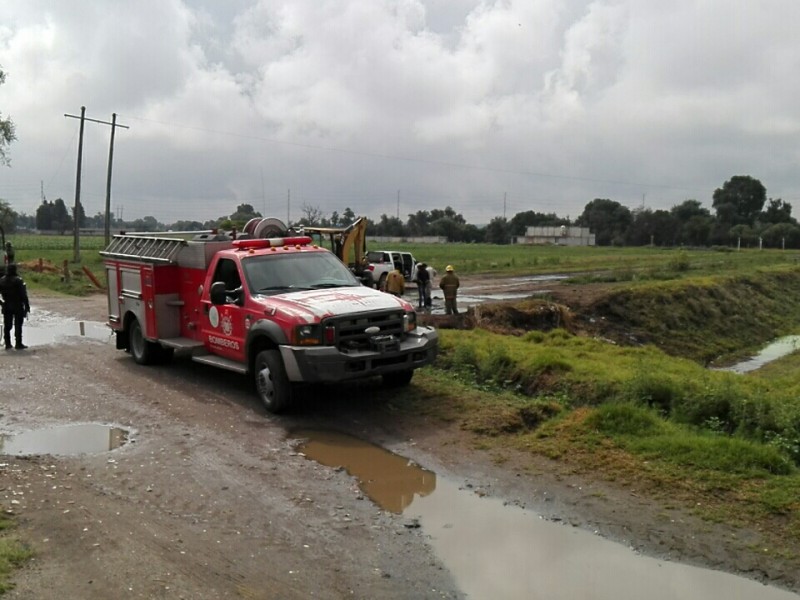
[[100, 220, 438, 413]]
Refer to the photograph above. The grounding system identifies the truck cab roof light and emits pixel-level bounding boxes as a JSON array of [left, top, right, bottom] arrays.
[[232, 236, 313, 250]]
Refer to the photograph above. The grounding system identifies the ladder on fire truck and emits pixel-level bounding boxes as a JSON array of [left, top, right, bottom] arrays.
[[99, 234, 187, 263]]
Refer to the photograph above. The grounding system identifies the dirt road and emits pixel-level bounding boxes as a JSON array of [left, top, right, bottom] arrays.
[[1, 288, 799, 599]]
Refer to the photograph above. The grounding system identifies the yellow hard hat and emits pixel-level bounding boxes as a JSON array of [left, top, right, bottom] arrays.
[[446, 265, 454, 272]]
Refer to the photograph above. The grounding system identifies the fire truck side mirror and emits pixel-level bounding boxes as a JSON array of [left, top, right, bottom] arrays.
[[210, 281, 228, 305]]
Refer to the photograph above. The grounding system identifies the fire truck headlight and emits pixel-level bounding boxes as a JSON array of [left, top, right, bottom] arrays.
[[293, 324, 322, 345], [404, 311, 417, 332]]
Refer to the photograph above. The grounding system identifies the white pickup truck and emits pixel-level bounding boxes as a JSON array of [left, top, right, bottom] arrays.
[[366, 250, 436, 290]]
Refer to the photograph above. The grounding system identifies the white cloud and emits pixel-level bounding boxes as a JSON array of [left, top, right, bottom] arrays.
[[2, 0, 800, 226]]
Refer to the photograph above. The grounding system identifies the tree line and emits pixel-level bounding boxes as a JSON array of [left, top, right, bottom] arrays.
[[1, 175, 797, 248]]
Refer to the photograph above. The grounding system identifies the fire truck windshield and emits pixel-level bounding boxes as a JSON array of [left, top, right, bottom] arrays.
[[242, 251, 360, 295]]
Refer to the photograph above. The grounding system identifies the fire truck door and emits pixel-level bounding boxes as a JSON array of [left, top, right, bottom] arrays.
[[201, 258, 247, 361]]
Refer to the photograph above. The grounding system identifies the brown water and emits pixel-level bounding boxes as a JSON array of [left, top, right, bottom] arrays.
[[0, 424, 129, 456], [295, 428, 435, 513], [295, 429, 800, 600]]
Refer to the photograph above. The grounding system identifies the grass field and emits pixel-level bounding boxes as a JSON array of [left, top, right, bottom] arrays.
[[6, 233, 799, 295]]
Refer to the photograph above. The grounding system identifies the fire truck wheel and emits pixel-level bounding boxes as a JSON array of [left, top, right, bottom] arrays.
[[129, 318, 156, 365], [254, 349, 292, 413], [382, 369, 414, 387]]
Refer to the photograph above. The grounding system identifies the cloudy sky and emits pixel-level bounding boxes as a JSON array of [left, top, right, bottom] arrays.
[[2, 0, 800, 227]]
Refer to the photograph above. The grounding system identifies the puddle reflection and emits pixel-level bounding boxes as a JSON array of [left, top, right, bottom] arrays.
[[716, 335, 800, 373], [295, 429, 800, 600], [0, 424, 129, 456], [22, 308, 110, 348]]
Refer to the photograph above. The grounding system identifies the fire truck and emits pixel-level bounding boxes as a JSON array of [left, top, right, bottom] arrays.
[[100, 218, 438, 413]]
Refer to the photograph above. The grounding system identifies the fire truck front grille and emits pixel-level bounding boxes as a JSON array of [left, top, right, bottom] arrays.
[[327, 310, 405, 351]]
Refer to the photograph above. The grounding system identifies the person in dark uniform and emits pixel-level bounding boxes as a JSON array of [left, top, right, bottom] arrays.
[[0, 263, 31, 350], [415, 263, 431, 311]]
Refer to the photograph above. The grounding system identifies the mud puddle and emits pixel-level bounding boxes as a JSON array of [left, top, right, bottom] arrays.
[[294, 428, 435, 513], [295, 429, 799, 600], [0, 424, 129, 456], [23, 308, 111, 347], [716, 335, 800, 373]]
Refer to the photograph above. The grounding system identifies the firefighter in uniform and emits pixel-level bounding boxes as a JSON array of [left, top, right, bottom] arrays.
[[385, 267, 405, 297], [439, 265, 460, 315], [0, 263, 31, 350]]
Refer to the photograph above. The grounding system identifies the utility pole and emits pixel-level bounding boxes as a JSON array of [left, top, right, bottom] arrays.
[[396, 189, 400, 220], [104, 113, 128, 246], [287, 189, 290, 224], [503, 192, 507, 220], [65, 107, 128, 257], [66, 107, 86, 263]]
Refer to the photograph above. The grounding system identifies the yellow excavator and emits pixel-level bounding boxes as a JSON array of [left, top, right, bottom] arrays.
[[301, 217, 374, 287]]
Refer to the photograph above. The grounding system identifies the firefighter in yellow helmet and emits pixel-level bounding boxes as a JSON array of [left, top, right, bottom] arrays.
[[385, 267, 405, 297], [439, 265, 460, 315]]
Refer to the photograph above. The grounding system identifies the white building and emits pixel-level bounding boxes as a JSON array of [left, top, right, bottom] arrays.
[[514, 225, 595, 246]]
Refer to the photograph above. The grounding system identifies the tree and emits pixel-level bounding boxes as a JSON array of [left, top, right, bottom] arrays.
[[626, 208, 677, 246], [484, 217, 512, 244], [406, 210, 431, 236], [130, 216, 161, 232], [760, 198, 794, 225], [36, 200, 53, 230], [0, 199, 17, 233], [0, 66, 16, 166], [228, 203, 261, 227], [576, 199, 632, 246], [670, 199, 709, 222], [681, 215, 713, 246], [340, 207, 356, 227], [761, 222, 800, 249], [298, 203, 324, 226], [168, 220, 205, 231], [712, 175, 766, 227], [509, 210, 566, 236], [373, 214, 405, 237], [429, 217, 463, 242], [52, 198, 72, 234]]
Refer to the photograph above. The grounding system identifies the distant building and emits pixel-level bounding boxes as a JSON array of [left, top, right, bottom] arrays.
[[367, 236, 447, 244], [514, 225, 595, 246]]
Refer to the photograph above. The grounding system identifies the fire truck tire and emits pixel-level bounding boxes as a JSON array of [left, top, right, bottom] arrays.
[[382, 369, 414, 387], [129, 318, 157, 365], [254, 349, 292, 413]]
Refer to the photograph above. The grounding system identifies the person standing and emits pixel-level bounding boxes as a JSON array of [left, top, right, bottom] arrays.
[[439, 265, 460, 315], [415, 263, 431, 310], [0, 263, 30, 350], [4, 242, 14, 266], [385, 267, 405, 297]]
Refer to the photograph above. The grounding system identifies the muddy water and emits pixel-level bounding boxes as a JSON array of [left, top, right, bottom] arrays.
[[294, 429, 435, 513], [295, 429, 800, 600], [0, 424, 129, 456]]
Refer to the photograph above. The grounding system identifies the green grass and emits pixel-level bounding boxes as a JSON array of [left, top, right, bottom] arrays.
[[0, 515, 32, 594], [5, 233, 799, 296], [379, 242, 800, 278]]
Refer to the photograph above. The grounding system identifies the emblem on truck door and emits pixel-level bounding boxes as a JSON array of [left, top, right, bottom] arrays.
[[221, 313, 233, 336], [209, 306, 220, 328]]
